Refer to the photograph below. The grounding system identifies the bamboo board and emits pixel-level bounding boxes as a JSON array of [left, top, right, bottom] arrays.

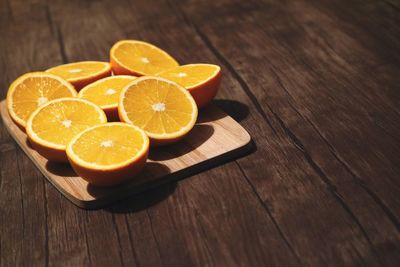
[[0, 100, 252, 209]]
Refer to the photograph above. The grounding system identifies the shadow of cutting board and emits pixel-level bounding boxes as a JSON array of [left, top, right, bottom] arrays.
[[0, 100, 252, 209]]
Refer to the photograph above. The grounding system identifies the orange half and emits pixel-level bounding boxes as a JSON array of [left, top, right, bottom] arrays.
[[6, 72, 77, 129], [157, 64, 221, 108], [78, 75, 137, 121], [67, 123, 149, 186], [26, 98, 107, 162], [119, 76, 198, 146], [110, 40, 179, 76], [46, 61, 112, 90]]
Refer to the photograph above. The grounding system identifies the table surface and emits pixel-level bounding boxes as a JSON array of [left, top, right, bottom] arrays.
[[1, 0, 399, 266]]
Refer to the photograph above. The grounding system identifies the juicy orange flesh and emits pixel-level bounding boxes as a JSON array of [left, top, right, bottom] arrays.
[[31, 101, 105, 146], [157, 65, 219, 88], [79, 76, 136, 107], [113, 42, 178, 75], [10, 76, 75, 123], [47, 62, 108, 80], [70, 125, 145, 166], [123, 79, 194, 134]]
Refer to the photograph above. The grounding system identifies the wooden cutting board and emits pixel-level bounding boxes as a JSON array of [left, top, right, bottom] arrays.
[[0, 100, 252, 209]]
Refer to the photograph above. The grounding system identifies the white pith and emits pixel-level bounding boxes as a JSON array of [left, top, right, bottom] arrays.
[[152, 102, 166, 112]]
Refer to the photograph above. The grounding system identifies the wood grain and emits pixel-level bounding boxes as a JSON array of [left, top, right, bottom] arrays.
[[0, 100, 251, 208], [1, 0, 400, 266]]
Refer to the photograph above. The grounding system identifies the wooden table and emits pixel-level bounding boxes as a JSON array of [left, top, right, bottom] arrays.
[[1, 0, 399, 266]]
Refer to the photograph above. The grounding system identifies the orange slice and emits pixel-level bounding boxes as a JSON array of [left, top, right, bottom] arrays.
[[110, 40, 179, 76], [66, 122, 149, 186], [78, 75, 137, 121], [157, 64, 221, 108], [119, 76, 198, 146], [6, 72, 77, 129], [46, 61, 112, 90], [26, 98, 107, 162]]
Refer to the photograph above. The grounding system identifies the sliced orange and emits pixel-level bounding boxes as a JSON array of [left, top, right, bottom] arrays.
[[110, 40, 179, 76], [26, 98, 107, 162], [157, 64, 221, 108], [6, 72, 77, 129], [78, 75, 137, 121], [66, 123, 149, 186], [46, 61, 112, 90], [119, 76, 198, 146]]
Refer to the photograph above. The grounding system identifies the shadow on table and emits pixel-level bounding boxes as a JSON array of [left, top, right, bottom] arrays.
[[105, 140, 256, 213], [198, 99, 250, 123], [105, 180, 177, 214], [215, 99, 250, 122]]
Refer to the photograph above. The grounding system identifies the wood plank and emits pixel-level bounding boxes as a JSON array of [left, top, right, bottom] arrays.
[[0, 1, 60, 265], [0, 138, 26, 266], [312, 0, 400, 66], [1, 0, 399, 266], [171, 0, 400, 265]]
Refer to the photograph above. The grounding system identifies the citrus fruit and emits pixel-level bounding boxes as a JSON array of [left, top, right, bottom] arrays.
[[156, 64, 221, 108], [119, 76, 198, 146], [110, 40, 179, 76], [66, 122, 149, 186], [6, 72, 77, 129], [46, 61, 112, 90], [78, 75, 137, 121], [26, 98, 107, 162]]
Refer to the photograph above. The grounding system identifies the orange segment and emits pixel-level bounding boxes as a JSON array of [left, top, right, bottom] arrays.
[[157, 64, 221, 108], [46, 61, 112, 90], [119, 76, 198, 146], [26, 98, 107, 162], [110, 40, 179, 76], [66, 123, 149, 186], [78, 75, 137, 121], [6, 72, 77, 129]]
